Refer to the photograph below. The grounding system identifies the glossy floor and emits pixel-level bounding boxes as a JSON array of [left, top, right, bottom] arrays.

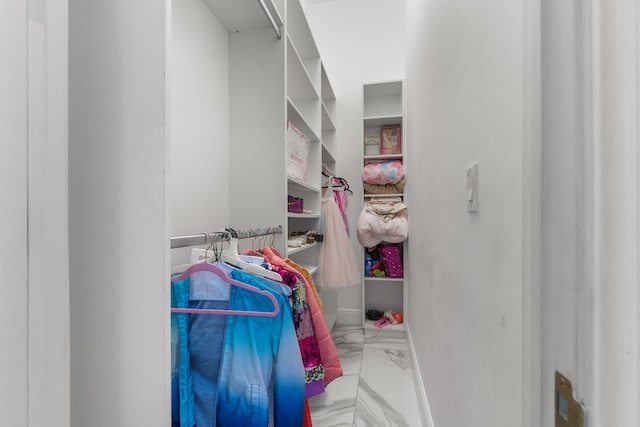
[[309, 326, 422, 426]]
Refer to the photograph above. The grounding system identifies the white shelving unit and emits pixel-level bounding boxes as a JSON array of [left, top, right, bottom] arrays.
[[226, 0, 336, 278], [361, 80, 407, 334]]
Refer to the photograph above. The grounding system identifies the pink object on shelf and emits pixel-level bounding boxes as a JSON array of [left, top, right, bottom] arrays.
[[379, 244, 403, 278], [288, 195, 304, 213]]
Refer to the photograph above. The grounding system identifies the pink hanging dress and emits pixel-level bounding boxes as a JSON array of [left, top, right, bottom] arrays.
[[316, 179, 360, 289]]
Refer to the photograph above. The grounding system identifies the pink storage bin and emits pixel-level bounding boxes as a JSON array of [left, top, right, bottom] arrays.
[[379, 244, 403, 278], [288, 195, 304, 213]]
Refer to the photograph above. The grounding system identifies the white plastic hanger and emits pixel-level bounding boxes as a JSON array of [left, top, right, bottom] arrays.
[[220, 230, 283, 282]]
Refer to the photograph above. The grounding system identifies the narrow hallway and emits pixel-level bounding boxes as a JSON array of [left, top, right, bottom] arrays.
[[309, 326, 422, 426]]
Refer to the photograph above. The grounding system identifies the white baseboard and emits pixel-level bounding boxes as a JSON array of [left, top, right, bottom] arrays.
[[406, 322, 435, 427], [336, 308, 362, 326], [324, 313, 337, 332]]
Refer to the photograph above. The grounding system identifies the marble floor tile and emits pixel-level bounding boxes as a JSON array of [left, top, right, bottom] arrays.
[[310, 326, 421, 426], [355, 346, 421, 426], [333, 326, 366, 345], [331, 326, 365, 377], [353, 378, 419, 427], [364, 333, 410, 350], [309, 374, 360, 427], [336, 347, 363, 377]]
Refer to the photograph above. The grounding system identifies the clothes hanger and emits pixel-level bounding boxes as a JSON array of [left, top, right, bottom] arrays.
[[170, 261, 280, 317], [322, 175, 352, 194], [170, 232, 216, 274], [220, 228, 283, 282]]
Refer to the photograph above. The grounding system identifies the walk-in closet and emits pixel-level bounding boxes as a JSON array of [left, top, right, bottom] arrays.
[[165, 0, 411, 423], [6, 0, 640, 426]]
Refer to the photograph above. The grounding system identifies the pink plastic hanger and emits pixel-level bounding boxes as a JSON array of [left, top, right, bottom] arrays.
[[170, 261, 280, 317]]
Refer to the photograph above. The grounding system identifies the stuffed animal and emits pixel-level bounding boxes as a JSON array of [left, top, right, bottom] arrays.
[[371, 261, 386, 277]]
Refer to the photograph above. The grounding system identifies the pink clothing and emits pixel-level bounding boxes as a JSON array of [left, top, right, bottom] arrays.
[[262, 247, 343, 385], [317, 198, 360, 289], [333, 186, 349, 233]]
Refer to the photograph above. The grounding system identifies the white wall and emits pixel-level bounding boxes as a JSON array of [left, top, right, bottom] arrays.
[[69, 0, 169, 425], [169, 0, 230, 266], [541, 1, 640, 426], [594, 2, 640, 423], [303, 0, 406, 322], [540, 1, 595, 425], [0, 2, 29, 424], [27, 1, 71, 425], [405, 0, 533, 425], [1, 1, 70, 425]]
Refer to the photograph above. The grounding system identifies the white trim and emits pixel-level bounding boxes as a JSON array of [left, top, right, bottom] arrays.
[[521, 0, 542, 426], [323, 313, 337, 332], [336, 308, 362, 326], [406, 323, 435, 427]]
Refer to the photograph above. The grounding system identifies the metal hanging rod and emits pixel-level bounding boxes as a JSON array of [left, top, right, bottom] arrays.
[[257, 0, 282, 39], [170, 225, 283, 249]]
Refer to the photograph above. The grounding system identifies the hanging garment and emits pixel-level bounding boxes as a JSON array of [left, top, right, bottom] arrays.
[[284, 259, 344, 386], [303, 400, 314, 427], [317, 196, 360, 288], [262, 247, 344, 386], [273, 266, 326, 398], [333, 184, 349, 233], [172, 266, 305, 427], [327, 177, 350, 233]]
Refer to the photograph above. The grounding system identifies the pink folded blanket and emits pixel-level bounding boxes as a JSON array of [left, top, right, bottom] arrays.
[[363, 160, 404, 185]]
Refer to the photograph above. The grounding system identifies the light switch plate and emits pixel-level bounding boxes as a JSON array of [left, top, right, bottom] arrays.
[[555, 371, 585, 427], [466, 162, 479, 213]]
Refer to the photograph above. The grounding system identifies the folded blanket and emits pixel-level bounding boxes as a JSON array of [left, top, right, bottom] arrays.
[[364, 178, 405, 194], [363, 160, 404, 185]]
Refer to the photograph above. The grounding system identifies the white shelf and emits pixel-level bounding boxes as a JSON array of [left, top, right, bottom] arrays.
[[287, 36, 320, 102], [287, 176, 320, 192], [322, 144, 336, 164], [299, 264, 318, 275], [287, 212, 320, 219], [363, 81, 403, 118], [287, 241, 319, 255], [363, 154, 403, 161], [364, 277, 404, 283], [363, 80, 403, 98], [362, 81, 406, 340], [287, 0, 320, 61], [363, 115, 403, 128], [364, 193, 404, 198], [321, 64, 336, 124], [287, 98, 320, 142], [321, 65, 336, 102], [201, 0, 281, 32], [321, 103, 336, 131]]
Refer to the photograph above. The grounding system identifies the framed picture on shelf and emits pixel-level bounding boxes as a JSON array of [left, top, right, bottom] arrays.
[[380, 127, 401, 154]]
